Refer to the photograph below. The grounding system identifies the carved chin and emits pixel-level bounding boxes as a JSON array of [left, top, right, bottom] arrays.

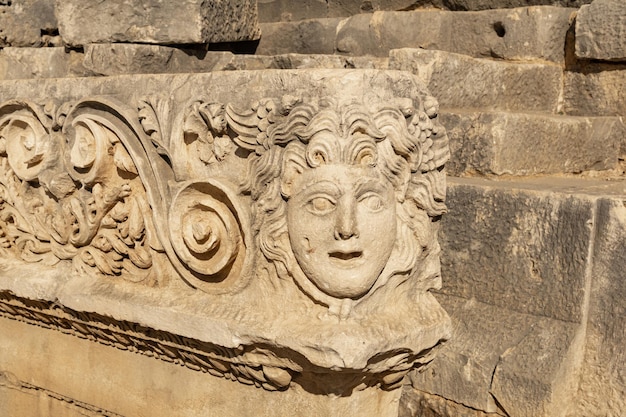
[[295, 252, 386, 300]]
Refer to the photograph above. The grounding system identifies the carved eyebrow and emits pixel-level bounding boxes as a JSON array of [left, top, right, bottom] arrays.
[[294, 180, 341, 197], [354, 177, 387, 196]]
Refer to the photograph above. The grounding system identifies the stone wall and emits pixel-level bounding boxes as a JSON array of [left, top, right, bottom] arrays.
[[0, 1, 624, 417]]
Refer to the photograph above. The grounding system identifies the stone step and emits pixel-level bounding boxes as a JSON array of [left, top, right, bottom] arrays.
[[575, 0, 626, 62], [258, 6, 575, 63], [258, 0, 592, 22], [441, 109, 624, 176], [415, 176, 626, 416], [389, 49, 563, 113], [56, 0, 260, 46]]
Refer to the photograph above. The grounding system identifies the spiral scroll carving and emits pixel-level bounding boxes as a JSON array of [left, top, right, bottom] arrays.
[[168, 181, 250, 293]]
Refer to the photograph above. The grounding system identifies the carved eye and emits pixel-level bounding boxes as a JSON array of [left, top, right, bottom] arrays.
[[306, 196, 336, 215], [359, 193, 385, 212]]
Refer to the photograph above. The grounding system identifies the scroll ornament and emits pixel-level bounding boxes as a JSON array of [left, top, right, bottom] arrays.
[[0, 71, 451, 393]]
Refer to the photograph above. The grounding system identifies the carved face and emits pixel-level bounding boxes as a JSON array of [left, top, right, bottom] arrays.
[[286, 164, 396, 299]]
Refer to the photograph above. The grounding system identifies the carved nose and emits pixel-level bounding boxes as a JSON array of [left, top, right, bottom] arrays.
[[334, 199, 359, 240]]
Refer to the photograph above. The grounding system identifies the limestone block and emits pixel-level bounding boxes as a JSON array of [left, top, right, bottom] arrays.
[[336, 7, 575, 62], [258, 0, 329, 22], [82, 44, 389, 75], [399, 385, 500, 417], [389, 49, 563, 112], [0, 317, 402, 417], [0, 0, 58, 47], [83, 44, 242, 76], [441, 110, 622, 176], [440, 0, 591, 10], [258, 1, 589, 22], [410, 295, 584, 416], [0, 47, 70, 80], [257, 18, 342, 55], [55, 0, 261, 46], [441, 177, 602, 322], [575, 0, 626, 61], [563, 68, 626, 117], [0, 70, 451, 417], [573, 198, 626, 416]]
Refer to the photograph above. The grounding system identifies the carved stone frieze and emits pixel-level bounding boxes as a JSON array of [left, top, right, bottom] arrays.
[[0, 70, 451, 395]]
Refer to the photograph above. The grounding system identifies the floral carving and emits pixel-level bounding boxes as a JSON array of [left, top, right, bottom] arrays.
[[0, 70, 452, 396], [0, 100, 164, 283]]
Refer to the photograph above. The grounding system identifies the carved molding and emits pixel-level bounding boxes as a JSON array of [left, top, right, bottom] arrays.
[[0, 70, 452, 393]]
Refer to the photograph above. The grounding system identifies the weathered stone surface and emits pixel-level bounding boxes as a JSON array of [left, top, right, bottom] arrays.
[[563, 68, 626, 117], [439, 0, 590, 10], [399, 385, 500, 417], [490, 317, 584, 417], [0, 317, 402, 417], [336, 7, 575, 62], [441, 110, 623, 176], [83, 44, 390, 75], [257, 18, 341, 55], [258, 0, 330, 22], [572, 198, 626, 416], [411, 177, 626, 416], [441, 177, 604, 322], [83, 44, 242, 76], [575, 0, 626, 61], [411, 294, 584, 416], [259, 0, 589, 22], [0, 371, 110, 417], [0, 47, 70, 80], [0, 69, 451, 416], [0, 0, 58, 47], [55, 0, 260, 46], [390, 49, 563, 112]]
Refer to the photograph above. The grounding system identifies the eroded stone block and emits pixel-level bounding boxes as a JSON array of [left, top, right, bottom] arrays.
[[335, 7, 574, 62], [0, 70, 451, 416], [440, 177, 602, 322], [563, 68, 626, 117], [390, 49, 563, 112], [442, 110, 622, 176], [573, 198, 626, 416], [575, 0, 626, 61], [0, 0, 58, 47], [257, 18, 342, 55], [55, 0, 261, 46]]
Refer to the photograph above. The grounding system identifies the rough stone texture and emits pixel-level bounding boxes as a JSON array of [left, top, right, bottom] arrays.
[[411, 177, 626, 416], [563, 68, 626, 117], [0, 47, 70, 80], [0, 0, 58, 47], [335, 7, 575, 62], [0, 317, 402, 417], [399, 385, 500, 417], [0, 70, 451, 417], [441, 110, 623, 176], [257, 18, 342, 55], [258, 0, 330, 22], [575, 0, 626, 61], [439, 0, 590, 10], [572, 198, 626, 417], [55, 0, 261, 46], [82, 44, 389, 76], [411, 295, 583, 416], [258, 0, 590, 22], [82, 45, 242, 76], [440, 177, 601, 322], [389, 49, 563, 112]]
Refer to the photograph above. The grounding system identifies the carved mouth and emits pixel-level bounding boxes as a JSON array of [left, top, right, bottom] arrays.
[[328, 250, 363, 267]]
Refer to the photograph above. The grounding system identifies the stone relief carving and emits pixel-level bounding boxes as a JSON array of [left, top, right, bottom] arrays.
[[0, 70, 451, 394]]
